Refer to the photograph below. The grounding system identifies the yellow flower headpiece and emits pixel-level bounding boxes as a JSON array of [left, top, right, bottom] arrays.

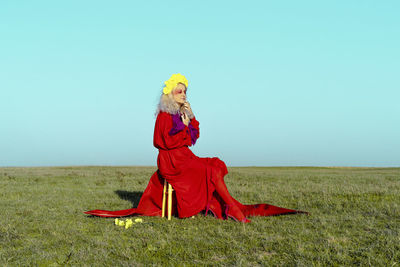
[[163, 73, 188, 95]]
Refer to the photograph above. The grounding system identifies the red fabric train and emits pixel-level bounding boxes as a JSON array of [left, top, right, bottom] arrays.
[[84, 111, 308, 220]]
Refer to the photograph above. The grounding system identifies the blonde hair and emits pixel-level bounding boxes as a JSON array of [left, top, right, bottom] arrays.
[[154, 83, 184, 117], [154, 92, 180, 117]]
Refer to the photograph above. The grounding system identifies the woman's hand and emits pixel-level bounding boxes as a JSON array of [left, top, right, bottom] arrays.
[[182, 101, 194, 119], [181, 112, 190, 126], [182, 102, 192, 114]]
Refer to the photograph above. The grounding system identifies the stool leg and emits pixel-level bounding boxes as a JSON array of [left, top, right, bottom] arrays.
[[162, 179, 167, 218], [167, 183, 173, 220]]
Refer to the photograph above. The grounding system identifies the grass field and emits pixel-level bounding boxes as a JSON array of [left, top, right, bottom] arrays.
[[0, 166, 399, 266]]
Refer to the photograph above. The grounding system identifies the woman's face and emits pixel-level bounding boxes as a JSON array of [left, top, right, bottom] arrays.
[[172, 83, 187, 105]]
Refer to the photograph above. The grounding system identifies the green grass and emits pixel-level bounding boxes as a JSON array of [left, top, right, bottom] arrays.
[[1, 166, 399, 266]]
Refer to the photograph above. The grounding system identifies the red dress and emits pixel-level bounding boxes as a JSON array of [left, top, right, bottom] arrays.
[[84, 111, 307, 219]]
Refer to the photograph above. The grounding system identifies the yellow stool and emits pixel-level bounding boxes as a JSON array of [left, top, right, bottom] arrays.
[[161, 179, 174, 220]]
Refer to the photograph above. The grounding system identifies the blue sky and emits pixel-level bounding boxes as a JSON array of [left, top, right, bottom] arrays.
[[1, 1, 399, 167]]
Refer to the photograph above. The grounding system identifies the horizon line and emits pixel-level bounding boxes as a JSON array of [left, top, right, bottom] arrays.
[[0, 165, 399, 169]]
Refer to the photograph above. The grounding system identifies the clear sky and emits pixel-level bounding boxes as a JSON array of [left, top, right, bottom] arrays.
[[1, 1, 399, 167]]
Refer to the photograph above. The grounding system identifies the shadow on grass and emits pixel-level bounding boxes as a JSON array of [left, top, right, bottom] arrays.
[[115, 190, 143, 207]]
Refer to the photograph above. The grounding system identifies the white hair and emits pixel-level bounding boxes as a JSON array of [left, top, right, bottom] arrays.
[[154, 92, 181, 117]]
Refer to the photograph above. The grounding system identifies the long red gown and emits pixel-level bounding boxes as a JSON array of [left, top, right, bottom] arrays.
[[84, 111, 308, 219]]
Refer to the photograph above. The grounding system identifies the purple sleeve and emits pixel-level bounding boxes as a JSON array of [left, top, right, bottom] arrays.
[[188, 123, 199, 145], [169, 113, 199, 146], [169, 113, 186, 136]]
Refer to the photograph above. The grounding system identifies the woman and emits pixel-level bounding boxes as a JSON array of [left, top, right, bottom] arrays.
[[84, 74, 307, 222]]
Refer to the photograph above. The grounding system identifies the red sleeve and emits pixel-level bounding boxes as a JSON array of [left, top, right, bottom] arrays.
[[153, 112, 192, 150]]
